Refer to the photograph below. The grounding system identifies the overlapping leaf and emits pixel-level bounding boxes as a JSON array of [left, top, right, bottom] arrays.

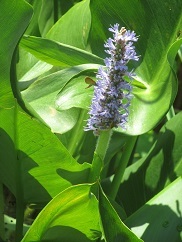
[[20, 36, 103, 67], [0, 105, 91, 204], [0, 0, 33, 107], [125, 177, 182, 242], [21, 64, 99, 133], [55, 0, 182, 135], [21, 184, 101, 242], [46, 0, 91, 50], [0, 0, 92, 206], [99, 186, 143, 242], [118, 111, 182, 215]]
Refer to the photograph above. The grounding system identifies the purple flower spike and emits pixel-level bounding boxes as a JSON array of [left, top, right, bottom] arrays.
[[84, 24, 139, 135]]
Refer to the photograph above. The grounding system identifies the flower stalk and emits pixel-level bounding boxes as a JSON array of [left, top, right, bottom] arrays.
[[109, 135, 137, 200], [85, 23, 139, 135], [95, 129, 113, 161], [84, 24, 139, 198]]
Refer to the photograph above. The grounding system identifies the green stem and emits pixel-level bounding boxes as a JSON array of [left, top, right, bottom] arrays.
[[109, 136, 137, 200], [0, 182, 5, 240], [95, 130, 113, 161], [178, 49, 182, 62], [166, 106, 175, 120], [14, 103, 25, 242], [10, 47, 32, 116], [15, 200, 25, 242], [10, 47, 25, 241], [89, 130, 113, 196], [54, 0, 59, 23], [67, 109, 88, 156]]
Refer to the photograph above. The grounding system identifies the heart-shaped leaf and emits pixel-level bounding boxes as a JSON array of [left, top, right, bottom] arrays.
[[21, 184, 101, 242]]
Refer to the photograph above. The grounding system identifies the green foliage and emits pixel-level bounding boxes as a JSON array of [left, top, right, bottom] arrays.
[[21, 64, 99, 133], [125, 177, 182, 242], [88, 0, 182, 135], [99, 186, 143, 242], [22, 184, 101, 242], [117, 112, 182, 216], [0, 104, 91, 204], [20, 36, 103, 67], [0, 0, 182, 242], [19, 0, 182, 136], [0, 0, 32, 107]]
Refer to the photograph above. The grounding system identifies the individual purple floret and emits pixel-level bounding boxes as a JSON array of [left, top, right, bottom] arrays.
[[84, 24, 139, 135]]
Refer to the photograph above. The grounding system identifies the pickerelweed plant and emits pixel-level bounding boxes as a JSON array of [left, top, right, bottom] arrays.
[[1, 1, 182, 241], [85, 24, 140, 182]]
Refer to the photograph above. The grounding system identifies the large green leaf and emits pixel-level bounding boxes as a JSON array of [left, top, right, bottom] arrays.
[[99, 186, 143, 242], [0, 1, 96, 230], [20, 35, 103, 67], [118, 111, 182, 215], [17, 0, 92, 92], [0, 105, 91, 204], [21, 64, 100, 133], [86, 0, 182, 135], [46, 0, 91, 50], [0, 0, 33, 107], [21, 184, 101, 242], [125, 177, 182, 242], [38, 0, 75, 37], [16, 1, 97, 136]]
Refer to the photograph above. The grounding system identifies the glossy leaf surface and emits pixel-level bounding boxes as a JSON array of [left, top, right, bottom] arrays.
[[21, 184, 101, 242], [0, 105, 91, 204], [126, 177, 182, 242], [46, 0, 91, 49], [21, 64, 99, 133], [20, 35, 103, 67]]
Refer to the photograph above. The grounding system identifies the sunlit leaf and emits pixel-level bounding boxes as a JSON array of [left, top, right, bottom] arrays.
[[0, 105, 91, 204], [0, 0, 33, 107], [53, 0, 182, 136], [21, 184, 101, 242], [118, 111, 182, 215], [20, 35, 103, 67], [125, 177, 182, 242], [21, 64, 100, 133], [46, 0, 91, 50], [55, 75, 95, 110]]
